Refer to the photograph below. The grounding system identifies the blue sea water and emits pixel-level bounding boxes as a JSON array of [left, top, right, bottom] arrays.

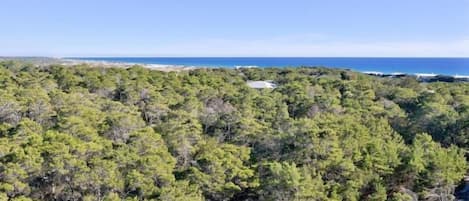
[[72, 57, 469, 75]]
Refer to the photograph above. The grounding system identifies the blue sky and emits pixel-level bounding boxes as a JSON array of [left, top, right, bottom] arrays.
[[1, 0, 468, 57]]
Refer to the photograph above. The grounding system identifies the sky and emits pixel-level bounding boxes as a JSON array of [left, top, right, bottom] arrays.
[[0, 0, 468, 57]]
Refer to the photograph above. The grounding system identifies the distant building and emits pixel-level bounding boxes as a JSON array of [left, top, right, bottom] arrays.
[[247, 80, 277, 89]]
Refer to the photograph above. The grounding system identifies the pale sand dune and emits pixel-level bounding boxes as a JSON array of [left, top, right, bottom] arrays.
[[60, 59, 195, 72]]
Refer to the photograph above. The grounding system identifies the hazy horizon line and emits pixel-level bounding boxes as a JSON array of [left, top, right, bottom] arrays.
[[68, 56, 469, 58]]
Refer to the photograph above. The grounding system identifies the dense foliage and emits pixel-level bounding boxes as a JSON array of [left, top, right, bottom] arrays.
[[0, 61, 467, 201]]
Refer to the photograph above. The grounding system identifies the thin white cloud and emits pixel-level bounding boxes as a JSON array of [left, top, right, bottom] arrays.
[[2, 34, 468, 57], [144, 37, 469, 57]]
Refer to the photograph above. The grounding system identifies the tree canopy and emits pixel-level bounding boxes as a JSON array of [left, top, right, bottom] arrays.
[[0, 62, 467, 200]]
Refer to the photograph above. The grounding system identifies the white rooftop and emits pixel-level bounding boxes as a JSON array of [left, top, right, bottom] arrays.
[[247, 81, 277, 89]]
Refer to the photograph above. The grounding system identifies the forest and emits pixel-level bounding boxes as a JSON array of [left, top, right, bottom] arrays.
[[0, 61, 468, 201]]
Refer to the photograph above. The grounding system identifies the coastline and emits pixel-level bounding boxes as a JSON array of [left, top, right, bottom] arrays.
[[60, 58, 197, 72], [2, 57, 469, 81], [362, 71, 469, 82], [66, 58, 469, 79]]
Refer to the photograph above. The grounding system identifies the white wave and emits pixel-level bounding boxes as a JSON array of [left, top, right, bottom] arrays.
[[415, 73, 437, 77], [454, 75, 469, 79], [362, 71, 384, 75], [391, 72, 405, 75], [235, 65, 259, 69]]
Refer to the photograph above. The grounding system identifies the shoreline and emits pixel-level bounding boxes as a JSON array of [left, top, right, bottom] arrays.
[[65, 59, 469, 82], [67, 59, 469, 82], [60, 59, 197, 72], [66, 58, 469, 79], [2, 57, 469, 80], [362, 71, 469, 83]]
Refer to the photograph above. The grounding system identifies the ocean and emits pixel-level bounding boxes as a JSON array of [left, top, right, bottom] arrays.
[[72, 57, 469, 75]]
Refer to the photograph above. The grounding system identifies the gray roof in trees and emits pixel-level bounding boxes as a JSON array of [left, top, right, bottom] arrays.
[[247, 81, 277, 89]]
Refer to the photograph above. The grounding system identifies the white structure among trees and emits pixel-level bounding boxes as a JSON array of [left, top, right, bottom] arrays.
[[247, 81, 277, 89]]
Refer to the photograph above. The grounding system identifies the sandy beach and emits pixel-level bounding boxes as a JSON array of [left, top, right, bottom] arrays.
[[59, 58, 196, 72]]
